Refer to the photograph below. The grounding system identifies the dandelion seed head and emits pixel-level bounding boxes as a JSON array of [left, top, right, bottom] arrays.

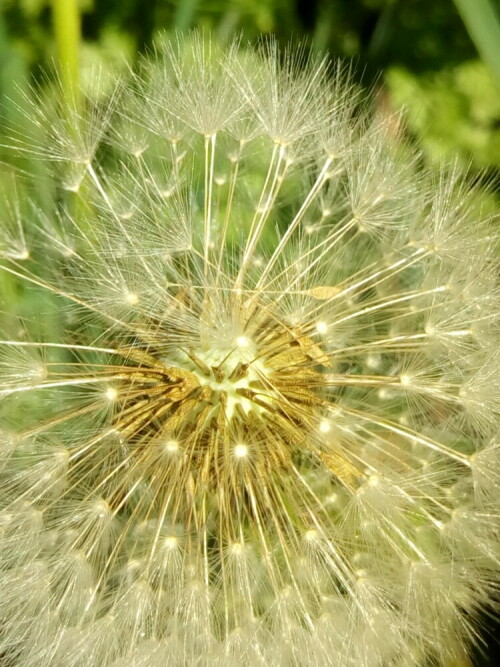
[[0, 31, 499, 667]]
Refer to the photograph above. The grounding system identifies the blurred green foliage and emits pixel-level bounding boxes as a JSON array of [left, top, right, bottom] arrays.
[[387, 61, 500, 169], [0, 0, 483, 66], [1, 0, 499, 177]]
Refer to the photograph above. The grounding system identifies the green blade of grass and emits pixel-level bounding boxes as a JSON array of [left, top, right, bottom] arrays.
[[453, 0, 500, 83]]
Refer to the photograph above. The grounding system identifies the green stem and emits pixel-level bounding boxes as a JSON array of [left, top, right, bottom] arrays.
[[453, 0, 500, 83], [51, 1, 84, 224], [51, 0, 81, 101]]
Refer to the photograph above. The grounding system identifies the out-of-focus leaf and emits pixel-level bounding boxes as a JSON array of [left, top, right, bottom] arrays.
[[173, 0, 201, 31], [386, 61, 500, 169]]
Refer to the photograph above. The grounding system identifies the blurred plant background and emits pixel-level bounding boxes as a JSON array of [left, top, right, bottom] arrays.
[[0, 0, 499, 665], [1, 0, 499, 176]]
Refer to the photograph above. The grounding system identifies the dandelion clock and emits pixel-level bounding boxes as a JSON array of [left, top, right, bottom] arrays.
[[0, 34, 499, 667]]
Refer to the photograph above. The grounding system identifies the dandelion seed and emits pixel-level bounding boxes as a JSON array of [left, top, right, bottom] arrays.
[[315, 320, 329, 335], [319, 419, 332, 434], [0, 32, 499, 667], [104, 387, 118, 401], [233, 443, 249, 459], [235, 335, 250, 348], [163, 438, 179, 453], [124, 291, 139, 305]]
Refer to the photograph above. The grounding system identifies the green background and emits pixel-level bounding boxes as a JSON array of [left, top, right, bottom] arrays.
[[1, 0, 499, 176]]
